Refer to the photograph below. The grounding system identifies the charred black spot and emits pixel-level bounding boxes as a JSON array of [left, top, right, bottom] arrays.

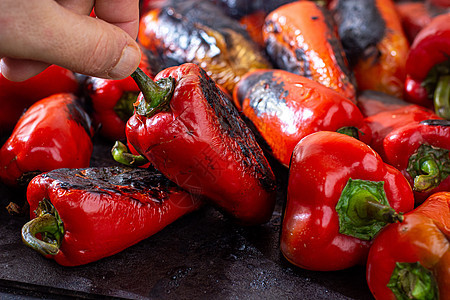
[[43, 166, 180, 203], [210, 0, 297, 19], [420, 119, 450, 127], [66, 99, 93, 138], [311, 16, 319, 21], [332, 0, 386, 66], [197, 68, 275, 192]]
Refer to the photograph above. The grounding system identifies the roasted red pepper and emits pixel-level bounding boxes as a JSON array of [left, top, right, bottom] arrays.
[[85, 48, 154, 141], [22, 166, 202, 266], [366, 191, 450, 300], [0, 65, 79, 134], [404, 13, 450, 119], [395, 1, 432, 44], [263, 1, 357, 102], [0, 93, 94, 187], [357, 90, 414, 118], [138, 0, 271, 94], [330, 0, 410, 97], [233, 69, 372, 167], [364, 104, 441, 160], [125, 64, 276, 225], [281, 131, 414, 271]]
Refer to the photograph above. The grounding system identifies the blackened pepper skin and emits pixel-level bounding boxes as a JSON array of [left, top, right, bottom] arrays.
[[126, 63, 277, 225], [22, 166, 202, 266], [138, 0, 271, 94]]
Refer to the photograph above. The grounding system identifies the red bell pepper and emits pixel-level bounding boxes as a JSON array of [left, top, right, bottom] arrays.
[[364, 104, 441, 160], [263, 1, 357, 102], [404, 13, 450, 118], [356, 90, 413, 118], [383, 119, 450, 204], [0, 93, 94, 187], [233, 69, 372, 167], [330, 0, 410, 98], [366, 191, 450, 300], [281, 131, 414, 271], [395, 2, 432, 44], [22, 166, 202, 266], [85, 48, 154, 141], [0, 65, 79, 134], [125, 64, 277, 225]]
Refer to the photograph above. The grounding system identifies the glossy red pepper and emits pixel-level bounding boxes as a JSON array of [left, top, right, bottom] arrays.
[[86, 48, 154, 141], [356, 90, 413, 118], [233, 69, 372, 167], [22, 166, 202, 266], [404, 13, 450, 118], [124, 64, 276, 225], [281, 131, 414, 271], [0, 65, 79, 134], [330, 0, 409, 98], [263, 1, 357, 102], [364, 104, 441, 160], [0, 93, 94, 187], [366, 192, 450, 300]]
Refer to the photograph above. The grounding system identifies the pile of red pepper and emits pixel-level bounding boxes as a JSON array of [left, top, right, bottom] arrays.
[[1, 0, 449, 298]]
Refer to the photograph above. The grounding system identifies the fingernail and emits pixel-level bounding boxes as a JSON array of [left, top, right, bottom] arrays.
[[108, 43, 141, 79]]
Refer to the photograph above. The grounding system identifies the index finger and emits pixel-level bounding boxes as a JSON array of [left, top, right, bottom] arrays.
[[94, 0, 140, 39]]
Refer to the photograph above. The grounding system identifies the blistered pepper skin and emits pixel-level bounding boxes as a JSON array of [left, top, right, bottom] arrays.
[[233, 69, 372, 167], [26, 166, 202, 266], [126, 63, 276, 225], [263, 1, 357, 102]]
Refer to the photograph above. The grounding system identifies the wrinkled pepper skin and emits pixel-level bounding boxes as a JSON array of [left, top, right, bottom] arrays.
[[0, 65, 79, 134], [0, 94, 94, 187], [126, 63, 276, 225], [138, 0, 271, 94], [382, 119, 450, 204], [331, 0, 409, 97], [404, 13, 450, 118], [23, 166, 202, 266], [263, 1, 357, 102], [233, 69, 372, 167], [86, 48, 154, 141], [281, 131, 414, 271], [366, 192, 450, 300], [364, 104, 441, 160]]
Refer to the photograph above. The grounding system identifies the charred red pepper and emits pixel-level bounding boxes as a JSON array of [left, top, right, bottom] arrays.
[[124, 64, 276, 225], [263, 1, 357, 102], [330, 0, 410, 98], [138, 0, 271, 94], [281, 131, 414, 271], [404, 13, 450, 119], [366, 192, 450, 300], [233, 69, 372, 167], [0, 93, 94, 187], [0, 65, 79, 134], [356, 90, 414, 118], [85, 48, 155, 141], [22, 166, 202, 266]]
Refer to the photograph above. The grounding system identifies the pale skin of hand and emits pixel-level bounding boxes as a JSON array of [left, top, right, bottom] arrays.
[[0, 0, 141, 82]]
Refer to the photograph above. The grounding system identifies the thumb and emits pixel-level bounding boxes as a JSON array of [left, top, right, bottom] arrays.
[[1, 1, 141, 81]]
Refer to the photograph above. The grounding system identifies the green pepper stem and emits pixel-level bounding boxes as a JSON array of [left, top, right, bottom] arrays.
[[434, 75, 450, 120], [111, 141, 149, 167], [336, 126, 361, 140], [349, 190, 404, 224], [21, 214, 61, 256], [414, 159, 441, 192], [130, 68, 175, 118]]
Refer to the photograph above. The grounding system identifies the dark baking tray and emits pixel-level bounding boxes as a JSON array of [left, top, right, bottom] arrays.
[[0, 138, 373, 299]]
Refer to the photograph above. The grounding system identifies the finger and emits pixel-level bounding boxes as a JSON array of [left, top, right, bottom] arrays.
[[1, 0, 141, 80], [55, 0, 94, 15], [94, 0, 140, 39], [0, 57, 50, 82]]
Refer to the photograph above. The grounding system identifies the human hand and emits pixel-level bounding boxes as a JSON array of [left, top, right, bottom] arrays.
[[0, 0, 141, 81]]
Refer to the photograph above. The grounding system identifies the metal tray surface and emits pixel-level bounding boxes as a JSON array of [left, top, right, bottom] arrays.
[[0, 139, 373, 299]]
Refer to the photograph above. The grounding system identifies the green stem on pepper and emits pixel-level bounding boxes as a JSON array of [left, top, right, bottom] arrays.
[[130, 68, 175, 118], [111, 141, 149, 167], [336, 126, 361, 140], [336, 179, 403, 240], [434, 75, 450, 120]]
